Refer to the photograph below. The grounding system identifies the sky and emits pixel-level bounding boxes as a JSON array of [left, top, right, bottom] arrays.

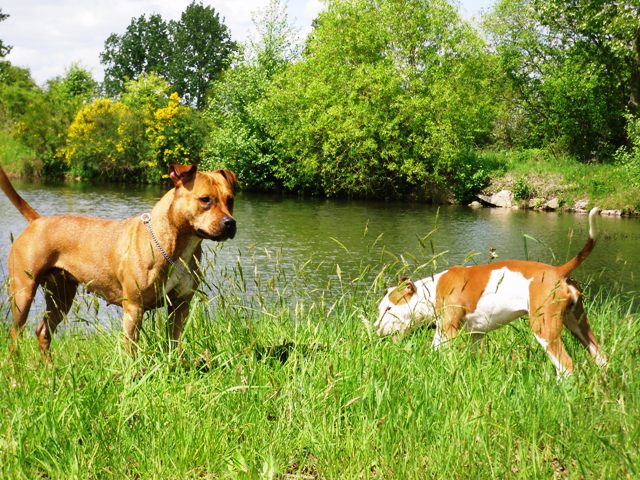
[[0, 0, 494, 86]]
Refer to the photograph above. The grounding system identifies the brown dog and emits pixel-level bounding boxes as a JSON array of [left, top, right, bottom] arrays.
[[1, 164, 236, 359]]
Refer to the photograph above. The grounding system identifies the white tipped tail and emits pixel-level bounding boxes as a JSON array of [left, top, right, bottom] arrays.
[[588, 207, 600, 240], [557, 207, 600, 277]]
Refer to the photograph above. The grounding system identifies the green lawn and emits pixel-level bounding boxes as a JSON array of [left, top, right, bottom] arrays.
[[1, 258, 638, 479]]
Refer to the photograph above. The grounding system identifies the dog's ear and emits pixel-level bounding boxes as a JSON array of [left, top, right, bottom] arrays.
[[389, 277, 416, 305], [398, 276, 416, 294], [169, 164, 198, 186], [216, 169, 237, 192]]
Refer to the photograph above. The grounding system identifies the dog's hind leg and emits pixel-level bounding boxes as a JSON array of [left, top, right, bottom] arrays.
[[8, 271, 37, 356], [531, 302, 574, 378], [36, 270, 78, 362], [563, 284, 607, 367]]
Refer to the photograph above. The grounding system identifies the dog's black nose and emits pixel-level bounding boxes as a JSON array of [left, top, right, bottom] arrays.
[[223, 216, 236, 229]]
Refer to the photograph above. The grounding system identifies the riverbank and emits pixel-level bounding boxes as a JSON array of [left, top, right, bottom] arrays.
[[1, 276, 639, 477], [3, 129, 640, 215], [477, 149, 640, 216]]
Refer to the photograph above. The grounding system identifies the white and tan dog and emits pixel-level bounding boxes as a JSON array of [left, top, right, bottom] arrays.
[[1, 163, 236, 360], [374, 208, 606, 377]]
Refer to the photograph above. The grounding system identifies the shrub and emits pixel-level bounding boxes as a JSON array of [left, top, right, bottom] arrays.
[[512, 177, 534, 201], [61, 98, 147, 181], [146, 92, 206, 180]]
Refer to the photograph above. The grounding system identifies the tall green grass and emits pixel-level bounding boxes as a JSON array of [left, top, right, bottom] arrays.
[[1, 246, 639, 479]]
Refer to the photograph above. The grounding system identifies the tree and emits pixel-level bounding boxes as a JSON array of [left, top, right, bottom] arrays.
[[61, 98, 147, 180], [120, 72, 171, 113], [484, 0, 640, 158], [0, 9, 11, 58], [260, 0, 496, 199], [99, 2, 237, 107], [146, 92, 206, 176], [168, 2, 237, 108], [100, 14, 171, 97], [202, 0, 299, 189]]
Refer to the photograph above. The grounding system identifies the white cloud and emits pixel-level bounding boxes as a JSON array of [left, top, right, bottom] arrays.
[[1, 0, 323, 85]]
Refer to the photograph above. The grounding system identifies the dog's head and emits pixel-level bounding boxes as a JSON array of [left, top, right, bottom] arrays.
[[374, 276, 420, 336], [169, 163, 237, 241], [374, 275, 440, 336]]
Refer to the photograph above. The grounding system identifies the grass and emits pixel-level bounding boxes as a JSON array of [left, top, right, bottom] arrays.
[[481, 148, 640, 213], [1, 247, 639, 479]]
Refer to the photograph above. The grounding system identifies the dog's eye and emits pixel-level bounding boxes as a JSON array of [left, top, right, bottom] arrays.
[[227, 197, 234, 210], [199, 196, 212, 205]]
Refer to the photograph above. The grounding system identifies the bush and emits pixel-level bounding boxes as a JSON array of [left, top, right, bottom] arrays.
[[512, 177, 534, 201], [61, 98, 147, 181], [146, 92, 206, 180]]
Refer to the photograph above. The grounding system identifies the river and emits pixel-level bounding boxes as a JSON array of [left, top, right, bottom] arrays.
[[1, 180, 639, 326]]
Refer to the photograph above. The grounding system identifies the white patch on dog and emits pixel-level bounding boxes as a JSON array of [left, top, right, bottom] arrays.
[[465, 267, 532, 333]]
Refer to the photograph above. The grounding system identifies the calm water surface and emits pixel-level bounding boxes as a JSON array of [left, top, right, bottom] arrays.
[[1, 180, 639, 325]]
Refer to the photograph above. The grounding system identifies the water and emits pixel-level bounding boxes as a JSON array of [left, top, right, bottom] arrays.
[[1, 180, 639, 327]]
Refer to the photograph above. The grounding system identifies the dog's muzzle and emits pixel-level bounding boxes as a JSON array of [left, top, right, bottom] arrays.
[[197, 216, 236, 241]]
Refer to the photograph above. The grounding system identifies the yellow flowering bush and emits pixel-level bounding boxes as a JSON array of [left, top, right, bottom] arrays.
[[146, 92, 206, 176], [61, 98, 148, 180]]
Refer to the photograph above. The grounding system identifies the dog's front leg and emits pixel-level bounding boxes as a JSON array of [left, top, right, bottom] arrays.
[[167, 294, 193, 353], [122, 301, 144, 355]]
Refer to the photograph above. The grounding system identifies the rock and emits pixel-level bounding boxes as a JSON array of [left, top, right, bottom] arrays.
[[476, 190, 513, 208], [542, 197, 560, 210], [492, 190, 513, 208], [572, 199, 589, 212], [601, 209, 623, 216], [468, 201, 483, 209]]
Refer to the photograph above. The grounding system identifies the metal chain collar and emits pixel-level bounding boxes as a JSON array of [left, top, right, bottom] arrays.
[[140, 213, 175, 266]]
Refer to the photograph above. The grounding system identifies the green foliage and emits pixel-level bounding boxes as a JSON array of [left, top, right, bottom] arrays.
[[0, 129, 37, 176], [120, 72, 171, 113], [450, 151, 493, 204], [202, 0, 297, 190], [61, 75, 205, 182], [146, 92, 206, 179], [258, 0, 497, 199], [512, 177, 534, 201], [616, 114, 640, 188], [61, 98, 147, 181], [0, 9, 10, 58], [100, 13, 171, 97], [484, 0, 639, 159], [168, 1, 237, 108], [100, 2, 237, 108]]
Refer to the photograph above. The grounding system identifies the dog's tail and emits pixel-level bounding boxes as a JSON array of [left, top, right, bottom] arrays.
[[0, 166, 40, 222], [556, 207, 600, 278]]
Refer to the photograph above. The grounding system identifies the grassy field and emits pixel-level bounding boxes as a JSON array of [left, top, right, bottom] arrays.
[[1, 252, 639, 479]]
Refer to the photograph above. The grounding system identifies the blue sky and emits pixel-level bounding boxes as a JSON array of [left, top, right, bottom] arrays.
[[1, 0, 495, 86]]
